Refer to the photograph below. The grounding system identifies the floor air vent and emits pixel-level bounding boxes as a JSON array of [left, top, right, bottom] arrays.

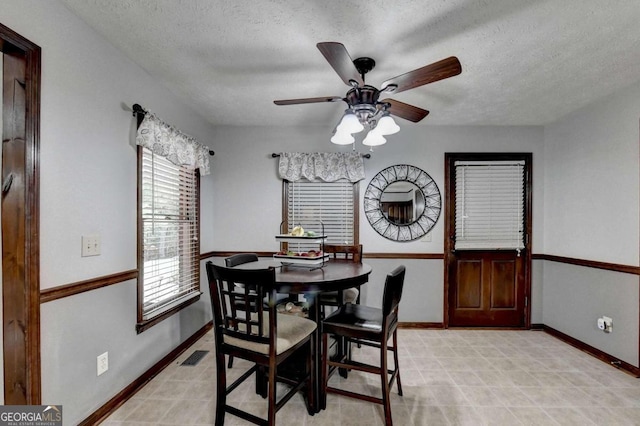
[[180, 350, 209, 366]]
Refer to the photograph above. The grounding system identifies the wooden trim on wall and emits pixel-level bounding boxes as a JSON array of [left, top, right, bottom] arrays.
[[40, 253, 638, 304], [201, 252, 639, 270], [79, 321, 213, 426], [40, 270, 138, 304], [200, 251, 445, 261], [363, 253, 444, 259], [533, 253, 640, 275]]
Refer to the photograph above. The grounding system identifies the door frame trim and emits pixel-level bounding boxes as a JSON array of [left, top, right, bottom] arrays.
[[444, 153, 532, 328], [0, 22, 41, 403]]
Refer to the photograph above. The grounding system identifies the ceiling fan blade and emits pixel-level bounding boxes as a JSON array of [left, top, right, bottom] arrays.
[[382, 98, 430, 122], [274, 96, 343, 106], [316, 42, 365, 87], [381, 57, 461, 94]]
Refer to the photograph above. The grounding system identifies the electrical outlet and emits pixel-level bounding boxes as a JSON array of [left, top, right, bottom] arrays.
[[82, 235, 101, 257], [597, 316, 613, 333], [97, 352, 108, 376]]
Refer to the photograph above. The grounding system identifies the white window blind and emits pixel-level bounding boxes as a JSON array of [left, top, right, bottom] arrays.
[[454, 160, 525, 250], [286, 180, 355, 250], [140, 147, 200, 320]]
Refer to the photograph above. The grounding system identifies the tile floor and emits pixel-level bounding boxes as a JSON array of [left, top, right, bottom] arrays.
[[102, 329, 640, 425]]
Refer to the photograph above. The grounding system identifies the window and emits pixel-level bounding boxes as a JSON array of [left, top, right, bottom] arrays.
[[137, 147, 200, 332], [283, 179, 358, 251], [454, 160, 525, 250]]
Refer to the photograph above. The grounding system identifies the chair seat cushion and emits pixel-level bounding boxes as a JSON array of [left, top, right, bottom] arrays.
[[323, 303, 383, 335], [318, 287, 359, 305], [225, 313, 316, 355]]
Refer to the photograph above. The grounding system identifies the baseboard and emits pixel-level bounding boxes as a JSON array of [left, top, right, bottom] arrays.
[[541, 324, 640, 378], [80, 321, 213, 425], [398, 322, 444, 329]]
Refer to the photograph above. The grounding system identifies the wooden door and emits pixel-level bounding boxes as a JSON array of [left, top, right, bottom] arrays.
[[3, 50, 28, 404], [0, 23, 41, 404], [444, 153, 531, 328]]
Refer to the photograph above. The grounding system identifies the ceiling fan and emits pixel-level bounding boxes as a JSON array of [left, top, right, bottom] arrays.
[[274, 42, 462, 146]]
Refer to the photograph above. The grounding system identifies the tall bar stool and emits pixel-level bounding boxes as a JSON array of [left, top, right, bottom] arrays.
[[224, 253, 296, 369], [317, 244, 363, 313], [321, 265, 406, 426], [206, 262, 316, 425]]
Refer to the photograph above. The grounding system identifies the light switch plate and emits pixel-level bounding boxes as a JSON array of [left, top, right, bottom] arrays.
[[82, 235, 101, 257], [97, 351, 108, 376]]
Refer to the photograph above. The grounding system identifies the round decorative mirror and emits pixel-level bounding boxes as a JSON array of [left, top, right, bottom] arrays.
[[364, 164, 441, 241]]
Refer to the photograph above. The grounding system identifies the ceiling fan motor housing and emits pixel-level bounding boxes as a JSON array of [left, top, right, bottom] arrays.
[[345, 85, 380, 106], [346, 85, 382, 127]]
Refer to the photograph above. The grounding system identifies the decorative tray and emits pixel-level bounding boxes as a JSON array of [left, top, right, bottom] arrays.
[[275, 234, 327, 243], [273, 253, 329, 265]]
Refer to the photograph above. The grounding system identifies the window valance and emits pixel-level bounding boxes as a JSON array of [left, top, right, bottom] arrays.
[[136, 110, 211, 176], [278, 152, 365, 182]]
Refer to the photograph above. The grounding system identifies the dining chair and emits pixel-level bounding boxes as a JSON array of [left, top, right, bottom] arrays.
[[321, 265, 406, 426], [206, 261, 316, 425], [316, 244, 364, 374], [317, 244, 363, 311]]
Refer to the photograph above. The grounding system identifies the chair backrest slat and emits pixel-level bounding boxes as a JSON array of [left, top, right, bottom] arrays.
[[323, 244, 362, 263]]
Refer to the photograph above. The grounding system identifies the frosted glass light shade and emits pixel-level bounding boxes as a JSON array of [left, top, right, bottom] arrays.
[[336, 112, 364, 134], [331, 130, 355, 145], [376, 115, 400, 135], [363, 131, 387, 146]]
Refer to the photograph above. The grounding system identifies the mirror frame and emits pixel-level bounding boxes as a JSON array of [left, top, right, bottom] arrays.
[[364, 164, 441, 241]]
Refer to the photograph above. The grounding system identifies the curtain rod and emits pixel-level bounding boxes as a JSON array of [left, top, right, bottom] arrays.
[[271, 152, 370, 159], [132, 104, 214, 156]]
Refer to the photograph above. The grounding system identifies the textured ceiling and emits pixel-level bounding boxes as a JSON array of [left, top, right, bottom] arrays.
[[60, 0, 640, 127]]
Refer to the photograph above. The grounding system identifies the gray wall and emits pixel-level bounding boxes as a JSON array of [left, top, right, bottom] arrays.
[[542, 78, 640, 368], [542, 262, 639, 365], [1, 1, 216, 424]]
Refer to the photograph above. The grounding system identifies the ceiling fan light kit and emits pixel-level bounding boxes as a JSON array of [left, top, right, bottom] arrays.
[[274, 42, 462, 150]]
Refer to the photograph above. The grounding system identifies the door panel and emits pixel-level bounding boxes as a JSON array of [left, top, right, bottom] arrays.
[[491, 260, 516, 308], [456, 260, 481, 308]]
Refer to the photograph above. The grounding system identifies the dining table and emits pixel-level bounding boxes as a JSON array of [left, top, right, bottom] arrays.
[[230, 258, 372, 413]]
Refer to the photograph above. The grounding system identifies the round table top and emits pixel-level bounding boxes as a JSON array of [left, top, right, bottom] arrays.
[[233, 259, 372, 294]]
